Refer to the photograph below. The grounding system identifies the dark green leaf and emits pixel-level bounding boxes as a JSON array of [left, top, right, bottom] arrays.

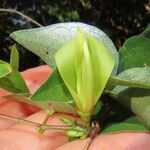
[[31, 68, 73, 103], [92, 101, 103, 115], [3, 92, 76, 114], [0, 48, 29, 93], [31, 68, 75, 114], [107, 68, 150, 89], [101, 117, 149, 134], [107, 67, 150, 129], [0, 71, 29, 93], [10, 22, 118, 75], [119, 27, 150, 73]]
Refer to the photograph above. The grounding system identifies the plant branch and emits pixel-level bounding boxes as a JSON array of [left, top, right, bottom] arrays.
[[0, 8, 42, 27], [0, 113, 86, 134]]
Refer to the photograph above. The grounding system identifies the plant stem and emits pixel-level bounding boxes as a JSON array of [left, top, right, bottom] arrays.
[[38, 109, 55, 133], [0, 113, 41, 127], [0, 8, 42, 27], [0, 113, 87, 135]]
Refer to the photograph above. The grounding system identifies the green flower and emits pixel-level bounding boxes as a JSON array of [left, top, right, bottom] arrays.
[[55, 29, 115, 125]]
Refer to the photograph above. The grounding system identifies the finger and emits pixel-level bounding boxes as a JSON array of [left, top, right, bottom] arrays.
[[21, 65, 52, 93], [56, 132, 150, 150], [90, 133, 150, 150], [0, 111, 70, 150]]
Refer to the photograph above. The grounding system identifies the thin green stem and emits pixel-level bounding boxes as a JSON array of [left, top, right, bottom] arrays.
[[0, 113, 87, 136], [38, 109, 55, 133]]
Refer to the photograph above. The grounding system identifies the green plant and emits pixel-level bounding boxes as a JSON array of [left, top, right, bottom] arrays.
[[0, 23, 150, 141]]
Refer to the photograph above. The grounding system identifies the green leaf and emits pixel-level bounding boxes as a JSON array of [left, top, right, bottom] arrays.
[[119, 27, 150, 73], [92, 101, 103, 116], [0, 73, 29, 94], [31, 68, 73, 103], [55, 29, 115, 122], [10, 44, 19, 71], [0, 61, 11, 78], [41, 101, 75, 114], [0, 48, 29, 94], [10, 22, 118, 75], [101, 117, 149, 134], [107, 67, 150, 129], [31, 98, 76, 114], [0, 69, 29, 94], [30, 68, 75, 114], [107, 69, 150, 89], [2, 92, 75, 114]]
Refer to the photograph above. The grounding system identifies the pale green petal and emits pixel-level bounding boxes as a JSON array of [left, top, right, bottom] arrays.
[[55, 29, 115, 123]]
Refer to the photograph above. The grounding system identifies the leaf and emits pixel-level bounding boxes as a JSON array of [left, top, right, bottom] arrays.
[[119, 27, 150, 73], [55, 29, 115, 122], [42, 101, 76, 114], [10, 44, 19, 71], [101, 116, 149, 134], [10, 22, 119, 75], [0, 60, 11, 78], [92, 101, 103, 116], [107, 68, 150, 89], [0, 71, 29, 93], [30, 68, 75, 114], [0, 47, 29, 93], [31, 68, 73, 103], [2, 92, 76, 114], [107, 67, 150, 129]]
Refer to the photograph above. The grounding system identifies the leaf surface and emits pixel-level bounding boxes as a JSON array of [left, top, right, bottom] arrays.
[[31, 68, 73, 103], [119, 26, 150, 73], [107, 68, 150, 89], [10, 22, 118, 75], [0, 46, 29, 93], [0, 60, 11, 78], [107, 67, 150, 129], [10, 44, 19, 71], [30, 68, 75, 114], [101, 117, 149, 134]]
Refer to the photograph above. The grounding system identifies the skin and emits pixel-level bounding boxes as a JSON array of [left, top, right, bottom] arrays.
[[0, 65, 149, 150]]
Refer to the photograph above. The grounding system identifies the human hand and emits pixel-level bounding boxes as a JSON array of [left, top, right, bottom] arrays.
[[0, 66, 149, 150]]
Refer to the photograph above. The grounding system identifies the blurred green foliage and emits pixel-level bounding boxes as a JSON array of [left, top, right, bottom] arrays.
[[0, 0, 149, 70]]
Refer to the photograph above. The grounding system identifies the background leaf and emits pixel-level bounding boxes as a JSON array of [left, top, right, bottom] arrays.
[[107, 67, 150, 129], [10, 22, 119, 75], [101, 116, 149, 134], [119, 26, 150, 73], [107, 68, 150, 89]]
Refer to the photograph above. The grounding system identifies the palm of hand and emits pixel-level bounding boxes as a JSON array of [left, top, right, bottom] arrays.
[[0, 66, 149, 150]]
